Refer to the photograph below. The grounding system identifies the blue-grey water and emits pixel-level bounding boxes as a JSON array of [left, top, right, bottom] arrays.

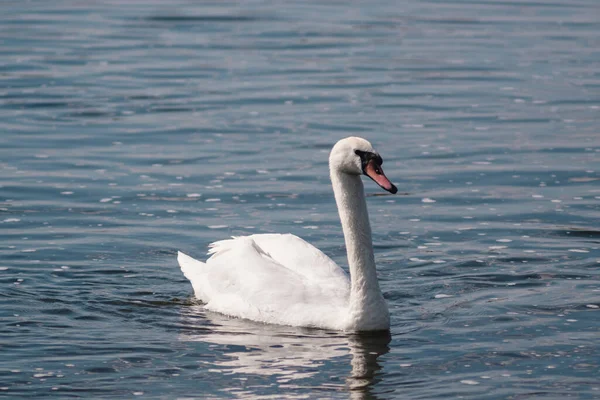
[[1, 0, 599, 398]]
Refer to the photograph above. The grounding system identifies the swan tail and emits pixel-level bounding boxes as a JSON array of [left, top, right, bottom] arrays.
[[207, 237, 237, 257], [207, 236, 271, 260], [177, 251, 209, 301]]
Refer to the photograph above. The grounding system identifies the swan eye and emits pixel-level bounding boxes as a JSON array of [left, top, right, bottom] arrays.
[[355, 150, 382, 165], [354, 150, 385, 178]]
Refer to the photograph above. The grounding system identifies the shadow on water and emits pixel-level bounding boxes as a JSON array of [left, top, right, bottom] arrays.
[[179, 304, 391, 399]]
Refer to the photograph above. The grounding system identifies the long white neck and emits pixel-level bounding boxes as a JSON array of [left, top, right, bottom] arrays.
[[330, 170, 390, 331]]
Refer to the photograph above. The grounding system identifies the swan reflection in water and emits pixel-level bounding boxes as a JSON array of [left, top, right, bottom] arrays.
[[179, 305, 391, 398]]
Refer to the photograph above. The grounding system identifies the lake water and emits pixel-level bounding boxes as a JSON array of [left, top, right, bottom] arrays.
[[1, 0, 599, 398]]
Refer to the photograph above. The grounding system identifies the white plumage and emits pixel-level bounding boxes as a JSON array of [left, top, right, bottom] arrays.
[[178, 137, 398, 331], [179, 234, 349, 329]]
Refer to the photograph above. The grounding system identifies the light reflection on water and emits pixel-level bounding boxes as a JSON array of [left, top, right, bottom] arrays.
[[180, 305, 391, 399], [0, 0, 599, 398]]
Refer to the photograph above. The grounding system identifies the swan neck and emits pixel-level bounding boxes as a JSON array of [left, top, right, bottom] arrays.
[[331, 170, 389, 330], [332, 172, 375, 273]]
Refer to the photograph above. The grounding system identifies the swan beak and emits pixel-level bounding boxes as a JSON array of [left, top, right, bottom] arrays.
[[364, 160, 398, 194]]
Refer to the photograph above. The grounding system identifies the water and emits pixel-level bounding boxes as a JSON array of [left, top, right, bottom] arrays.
[[1, 0, 599, 398]]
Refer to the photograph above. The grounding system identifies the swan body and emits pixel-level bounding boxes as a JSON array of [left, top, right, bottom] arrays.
[[178, 137, 397, 331]]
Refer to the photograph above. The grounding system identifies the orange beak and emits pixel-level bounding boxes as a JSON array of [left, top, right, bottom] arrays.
[[364, 160, 397, 194]]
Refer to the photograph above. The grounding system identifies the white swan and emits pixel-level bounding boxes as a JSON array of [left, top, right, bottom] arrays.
[[178, 136, 398, 331]]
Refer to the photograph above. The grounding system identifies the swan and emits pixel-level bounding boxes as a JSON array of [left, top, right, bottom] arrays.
[[178, 136, 398, 331]]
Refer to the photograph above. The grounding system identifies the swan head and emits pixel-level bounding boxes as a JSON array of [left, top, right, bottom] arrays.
[[330, 137, 398, 194]]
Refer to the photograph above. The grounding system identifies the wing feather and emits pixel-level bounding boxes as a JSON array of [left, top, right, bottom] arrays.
[[178, 235, 349, 328], [248, 233, 349, 289]]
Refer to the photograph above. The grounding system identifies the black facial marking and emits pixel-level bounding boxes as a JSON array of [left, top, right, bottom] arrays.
[[355, 150, 383, 174]]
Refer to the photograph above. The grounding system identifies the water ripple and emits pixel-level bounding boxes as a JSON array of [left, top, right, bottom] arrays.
[[1, 0, 599, 398]]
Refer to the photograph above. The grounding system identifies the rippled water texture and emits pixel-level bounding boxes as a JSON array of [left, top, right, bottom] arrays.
[[1, 0, 599, 398]]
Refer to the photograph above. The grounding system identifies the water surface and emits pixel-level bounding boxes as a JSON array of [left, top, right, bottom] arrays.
[[1, 0, 599, 398]]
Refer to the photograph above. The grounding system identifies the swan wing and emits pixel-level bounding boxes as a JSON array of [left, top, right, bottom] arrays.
[[179, 236, 348, 328], [244, 233, 349, 291]]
